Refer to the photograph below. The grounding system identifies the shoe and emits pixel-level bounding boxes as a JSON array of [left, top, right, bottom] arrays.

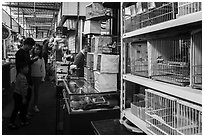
[[34, 106, 40, 112], [8, 123, 19, 129], [20, 121, 30, 127]]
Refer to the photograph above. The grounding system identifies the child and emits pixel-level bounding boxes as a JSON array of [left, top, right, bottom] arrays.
[[9, 63, 30, 129], [31, 44, 46, 112]]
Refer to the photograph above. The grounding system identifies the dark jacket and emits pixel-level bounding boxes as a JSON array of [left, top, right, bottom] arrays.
[[15, 48, 34, 85], [73, 51, 85, 77]]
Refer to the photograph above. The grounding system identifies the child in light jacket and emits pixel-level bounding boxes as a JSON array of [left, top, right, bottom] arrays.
[[31, 44, 46, 112], [9, 63, 29, 129]]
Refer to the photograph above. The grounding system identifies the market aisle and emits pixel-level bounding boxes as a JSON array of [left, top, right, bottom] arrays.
[[2, 81, 57, 135]]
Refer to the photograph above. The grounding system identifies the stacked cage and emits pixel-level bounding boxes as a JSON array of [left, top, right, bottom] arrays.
[[124, 2, 178, 33], [130, 42, 148, 77], [145, 89, 202, 135], [150, 35, 190, 86], [191, 30, 202, 89], [178, 2, 202, 17]]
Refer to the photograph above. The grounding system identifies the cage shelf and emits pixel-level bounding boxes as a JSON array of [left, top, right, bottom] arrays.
[[123, 74, 201, 105]]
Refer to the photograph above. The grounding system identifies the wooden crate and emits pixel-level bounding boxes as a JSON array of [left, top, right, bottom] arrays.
[[97, 54, 119, 73], [94, 71, 117, 92]]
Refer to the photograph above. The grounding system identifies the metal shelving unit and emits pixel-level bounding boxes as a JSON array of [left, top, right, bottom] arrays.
[[120, 2, 202, 135]]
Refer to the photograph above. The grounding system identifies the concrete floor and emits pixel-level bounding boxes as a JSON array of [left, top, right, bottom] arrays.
[[2, 81, 57, 135]]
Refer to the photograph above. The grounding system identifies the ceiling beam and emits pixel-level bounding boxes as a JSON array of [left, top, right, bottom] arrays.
[[12, 14, 54, 18], [2, 4, 59, 11]]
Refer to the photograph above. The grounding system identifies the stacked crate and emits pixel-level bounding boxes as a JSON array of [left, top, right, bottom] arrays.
[[94, 54, 119, 92], [91, 36, 119, 92]]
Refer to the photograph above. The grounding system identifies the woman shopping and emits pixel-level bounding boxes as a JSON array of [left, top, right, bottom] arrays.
[[31, 44, 46, 112]]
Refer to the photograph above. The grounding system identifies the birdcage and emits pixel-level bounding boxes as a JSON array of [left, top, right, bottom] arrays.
[[124, 2, 178, 33], [145, 89, 202, 135], [178, 2, 202, 17], [191, 30, 202, 89], [151, 35, 190, 86], [130, 42, 148, 77], [176, 100, 202, 135]]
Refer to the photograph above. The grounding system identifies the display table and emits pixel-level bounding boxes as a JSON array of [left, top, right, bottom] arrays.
[[62, 78, 120, 135], [91, 119, 146, 135]]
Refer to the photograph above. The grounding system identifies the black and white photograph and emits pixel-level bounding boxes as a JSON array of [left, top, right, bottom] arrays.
[[1, 1, 202, 135]]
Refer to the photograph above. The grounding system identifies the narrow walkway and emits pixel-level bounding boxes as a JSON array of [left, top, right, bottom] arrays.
[[2, 81, 57, 135]]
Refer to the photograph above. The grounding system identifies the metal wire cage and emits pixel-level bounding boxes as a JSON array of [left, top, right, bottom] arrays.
[[151, 35, 190, 86], [124, 2, 178, 33], [178, 2, 202, 17], [191, 30, 202, 89], [145, 89, 202, 135], [130, 42, 148, 77]]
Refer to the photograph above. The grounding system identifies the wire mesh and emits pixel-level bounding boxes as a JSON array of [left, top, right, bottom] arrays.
[[130, 42, 148, 77], [151, 36, 190, 86], [131, 60, 148, 77], [125, 2, 178, 33], [191, 31, 202, 89], [176, 100, 202, 135], [178, 2, 202, 16], [192, 65, 202, 89], [145, 89, 202, 135]]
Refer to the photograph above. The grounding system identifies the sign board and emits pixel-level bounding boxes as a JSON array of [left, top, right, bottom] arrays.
[[2, 25, 11, 40]]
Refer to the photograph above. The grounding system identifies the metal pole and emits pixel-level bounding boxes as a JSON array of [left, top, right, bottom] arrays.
[[75, 2, 80, 53], [23, 11, 24, 36], [18, 2, 20, 34], [10, 2, 12, 29]]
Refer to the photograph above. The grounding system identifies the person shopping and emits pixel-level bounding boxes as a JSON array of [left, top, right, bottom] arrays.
[[70, 46, 87, 77], [15, 37, 36, 119], [31, 44, 46, 112], [9, 63, 30, 129]]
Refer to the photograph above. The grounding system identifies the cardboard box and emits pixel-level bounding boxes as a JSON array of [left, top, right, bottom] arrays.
[[97, 54, 119, 73], [84, 20, 101, 34], [94, 71, 117, 92]]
